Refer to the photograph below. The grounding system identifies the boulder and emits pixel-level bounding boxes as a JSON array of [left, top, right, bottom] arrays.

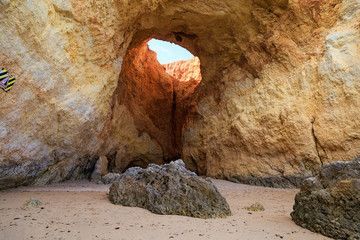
[[291, 157, 360, 239], [108, 160, 231, 218], [101, 173, 121, 184]]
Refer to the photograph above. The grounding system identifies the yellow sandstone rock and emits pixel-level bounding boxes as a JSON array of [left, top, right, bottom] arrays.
[[0, 0, 359, 189]]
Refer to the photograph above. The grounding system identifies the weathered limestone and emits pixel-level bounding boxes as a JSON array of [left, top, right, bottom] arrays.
[[0, 0, 127, 189], [108, 160, 231, 218], [291, 157, 360, 239], [0, 0, 360, 189], [181, 0, 360, 187]]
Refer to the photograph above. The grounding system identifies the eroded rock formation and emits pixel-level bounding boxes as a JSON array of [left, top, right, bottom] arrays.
[[291, 157, 360, 239], [108, 160, 231, 218], [100, 42, 174, 172], [100, 42, 200, 173], [0, 0, 360, 189], [181, 0, 360, 187], [163, 57, 202, 90]]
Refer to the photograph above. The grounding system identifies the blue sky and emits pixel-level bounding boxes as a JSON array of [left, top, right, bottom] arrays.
[[148, 39, 194, 64]]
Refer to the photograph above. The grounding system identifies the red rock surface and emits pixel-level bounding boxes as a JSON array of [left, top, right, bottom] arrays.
[[163, 57, 202, 102], [163, 57, 202, 160], [163, 57, 202, 84]]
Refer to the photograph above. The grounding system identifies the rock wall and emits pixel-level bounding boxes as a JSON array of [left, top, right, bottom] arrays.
[[181, 0, 360, 187], [164, 57, 202, 163], [0, 0, 125, 188], [0, 0, 359, 189]]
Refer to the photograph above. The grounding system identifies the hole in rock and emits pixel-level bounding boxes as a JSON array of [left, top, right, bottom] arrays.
[[148, 38, 194, 64], [102, 39, 202, 173]]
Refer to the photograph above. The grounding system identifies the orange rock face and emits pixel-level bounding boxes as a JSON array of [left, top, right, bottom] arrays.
[[163, 57, 202, 158], [164, 57, 202, 102], [163, 57, 202, 84], [101, 42, 201, 172]]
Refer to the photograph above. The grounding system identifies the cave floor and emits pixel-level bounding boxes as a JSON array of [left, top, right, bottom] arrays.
[[0, 179, 330, 240]]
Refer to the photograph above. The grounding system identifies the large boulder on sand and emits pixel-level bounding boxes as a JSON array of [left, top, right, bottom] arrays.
[[291, 157, 360, 239], [108, 160, 231, 218]]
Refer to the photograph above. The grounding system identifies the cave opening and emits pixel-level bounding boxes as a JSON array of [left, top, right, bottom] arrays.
[[102, 37, 202, 174]]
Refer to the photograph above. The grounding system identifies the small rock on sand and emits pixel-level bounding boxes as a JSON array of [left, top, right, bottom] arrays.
[[26, 198, 42, 207], [245, 202, 265, 212]]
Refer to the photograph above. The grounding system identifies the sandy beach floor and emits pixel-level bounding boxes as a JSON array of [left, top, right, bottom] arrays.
[[0, 179, 330, 240]]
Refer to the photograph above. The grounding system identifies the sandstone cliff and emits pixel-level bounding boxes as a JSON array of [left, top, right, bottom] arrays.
[[0, 0, 359, 189]]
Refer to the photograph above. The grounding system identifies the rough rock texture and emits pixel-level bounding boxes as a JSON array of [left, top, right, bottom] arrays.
[[1, 0, 360, 189], [163, 56, 202, 109], [0, 0, 125, 189], [108, 160, 231, 218], [101, 173, 121, 185], [163, 57, 202, 85], [180, 0, 360, 187], [291, 157, 360, 239]]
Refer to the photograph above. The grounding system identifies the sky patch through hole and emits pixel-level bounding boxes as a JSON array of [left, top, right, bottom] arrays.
[[148, 39, 194, 65]]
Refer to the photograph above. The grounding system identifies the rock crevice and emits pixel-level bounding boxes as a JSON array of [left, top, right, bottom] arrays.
[[311, 118, 325, 167]]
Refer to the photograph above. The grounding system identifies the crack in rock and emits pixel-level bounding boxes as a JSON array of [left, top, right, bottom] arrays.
[[311, 118, 327, 167]]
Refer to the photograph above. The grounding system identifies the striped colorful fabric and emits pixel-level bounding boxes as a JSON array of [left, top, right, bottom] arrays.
[[0, 68, 16, 92]]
